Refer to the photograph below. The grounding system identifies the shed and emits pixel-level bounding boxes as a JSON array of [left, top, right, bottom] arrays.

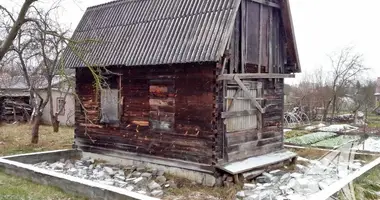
[[64, 0, 300, 180]]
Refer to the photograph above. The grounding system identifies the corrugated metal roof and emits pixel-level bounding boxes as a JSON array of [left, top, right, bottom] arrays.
[[63, 0, 240, 68]]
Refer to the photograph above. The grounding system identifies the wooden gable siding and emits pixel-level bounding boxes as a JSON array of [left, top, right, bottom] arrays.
[[75, 64, 217, 164], [229, 0, 286, 74]]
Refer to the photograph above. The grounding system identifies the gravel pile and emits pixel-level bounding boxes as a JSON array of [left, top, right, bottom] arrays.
[[236, 157, 363, 200], [33, 157, 179, 198]]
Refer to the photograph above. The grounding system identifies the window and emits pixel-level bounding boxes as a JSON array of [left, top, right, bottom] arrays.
[[149, 80, 175, 131], [100, 73, 121, 124], [56, 97, 65, 116]]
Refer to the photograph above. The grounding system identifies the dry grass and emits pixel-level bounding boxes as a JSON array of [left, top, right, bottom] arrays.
[[284, 130, 310, 139], [0, 123, 74, 156], [290, 148, 328, 160], [163, 175, 241, 200]]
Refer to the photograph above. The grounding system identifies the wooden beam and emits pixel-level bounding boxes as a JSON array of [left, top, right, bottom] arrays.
[[241, 0, 246, 73], [249, 0, 280, 9], [233, 76, 265, 113], [218, 73, 295, 81], [258, 4, 263, 73], [222, 109, 257, 119], [309, 156, 380, 200]]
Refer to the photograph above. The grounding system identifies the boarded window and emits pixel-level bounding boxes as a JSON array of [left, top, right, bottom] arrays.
[[149, 80, 175, 131], [225, 81, 261, 132], [100, 89, 119, 124], [56, 97, 65, 116], [99, 73, 121, 124]]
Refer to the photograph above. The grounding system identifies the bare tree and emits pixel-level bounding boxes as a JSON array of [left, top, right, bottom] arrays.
[[0, 0, 38, 61], [322, 47, 368, 121], [33, 6, 71, 132], [3, 2, 71, 143]]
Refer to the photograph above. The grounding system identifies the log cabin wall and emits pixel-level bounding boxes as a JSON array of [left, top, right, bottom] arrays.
[[75, 63, 217, 165]]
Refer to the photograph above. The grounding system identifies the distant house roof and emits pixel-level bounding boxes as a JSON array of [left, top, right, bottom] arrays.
[[63, 0, 300, 71], [376, 77, 380, 96], [0, 75, 72, 90]]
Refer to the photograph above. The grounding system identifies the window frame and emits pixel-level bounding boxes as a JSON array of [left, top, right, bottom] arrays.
[[56, 97, 65, 116]]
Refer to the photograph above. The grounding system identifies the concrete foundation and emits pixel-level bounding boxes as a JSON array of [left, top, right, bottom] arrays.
[[0, 150, 157, 200], [0, 149, 219, 200], [83, 152, 217, 186]]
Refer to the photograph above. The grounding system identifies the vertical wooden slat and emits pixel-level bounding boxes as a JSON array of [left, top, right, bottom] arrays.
[[268, 7, 273, 74], [258, 4, 263, 73], [240, 1, 246, 73]]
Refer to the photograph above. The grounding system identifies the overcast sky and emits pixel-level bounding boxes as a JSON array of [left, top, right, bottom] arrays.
[[3, 0, 380, 84]]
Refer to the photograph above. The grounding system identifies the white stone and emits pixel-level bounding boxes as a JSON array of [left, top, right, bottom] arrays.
[[280, 173, 290, 181], [318, 182, 329, 190], [141, 172, 152, 179], [275, 196, 286, 200], [263, 183, 272, 187], [156, 175, 166, 185], [125, 178, 136, 182], [68, 168, 78, 174], [133, 177, 144, 184], [137, 191, 147, 195], [125, 185, 134, 191], [243, 183, 256, 190], [104, 167, 115, 176], [269, 169, 282, 174], [114, 180, 128, 188], [287, 178, 297, 189], [114, 174, 125, 181], [148, 181, 161, 191], [290, 173, 303, 178], [151, 190, 164, 197], [237, 191, 245, 198], [287, 194, 306, 200], [51, 162, 64, 170]]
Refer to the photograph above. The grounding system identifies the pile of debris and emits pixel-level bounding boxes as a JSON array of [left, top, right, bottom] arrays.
[[236, 157, 363, 200], [33, 157, 178, 198], [0, 100, 32, 123]]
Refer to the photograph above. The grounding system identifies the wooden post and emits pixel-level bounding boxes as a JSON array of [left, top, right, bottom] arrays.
[[258, 4, 263, 73], [241, 0, 246, 73], [268, 7, 273, 74]]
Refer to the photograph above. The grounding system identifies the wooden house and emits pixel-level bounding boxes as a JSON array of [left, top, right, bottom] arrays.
[[63, 0, 300, 180]]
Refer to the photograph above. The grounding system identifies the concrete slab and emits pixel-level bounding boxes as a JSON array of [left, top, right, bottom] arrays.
[[0, 157, 158, 200], [2, 149, 81, 164], [217, 150, 297, 174]]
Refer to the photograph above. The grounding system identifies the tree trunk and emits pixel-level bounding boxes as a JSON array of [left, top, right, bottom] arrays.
[[331, 95, 337, 122], [323, 100, 332, 122], [31, 114, 41, 144], [52, 116, 59, 132]]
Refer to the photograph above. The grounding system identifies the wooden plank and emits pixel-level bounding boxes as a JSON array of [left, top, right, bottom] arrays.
[[222, 109, 257, 118], [233, 75, 265, 113], [248, 0, 280, 9], [310, 156, 380, 200], [241, 0, 246, 73], [218, 150, 297, 174], [258, 3, 263, 73], [217, 73, 295, 81], [226, 129, 258, 146], [268, 7, 273, 74]]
